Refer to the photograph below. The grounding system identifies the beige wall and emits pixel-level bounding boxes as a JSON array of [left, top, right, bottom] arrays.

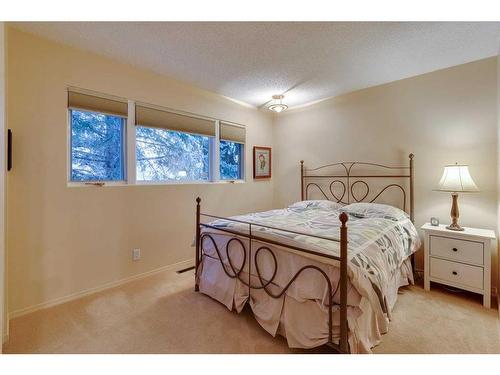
[[6, 28, 274, 314], [273, 57, 498, 290]]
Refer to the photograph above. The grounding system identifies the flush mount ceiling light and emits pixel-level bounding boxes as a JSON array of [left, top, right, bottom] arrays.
[[268, 94, 288, 113]]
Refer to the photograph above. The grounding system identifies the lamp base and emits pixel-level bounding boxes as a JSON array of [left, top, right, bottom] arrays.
[[446, 223, 464, 231], [446, 192, 464, 231]]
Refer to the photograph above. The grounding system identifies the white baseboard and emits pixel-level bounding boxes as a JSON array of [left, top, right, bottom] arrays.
[[8, 259, 194, 320]]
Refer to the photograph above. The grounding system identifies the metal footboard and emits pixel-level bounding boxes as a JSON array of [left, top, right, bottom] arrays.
[[194, 197, 349, 353]]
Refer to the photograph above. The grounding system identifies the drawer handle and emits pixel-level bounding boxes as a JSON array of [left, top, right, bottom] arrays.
[[452, 271, 458, 276], [452, 248, 458, 252]]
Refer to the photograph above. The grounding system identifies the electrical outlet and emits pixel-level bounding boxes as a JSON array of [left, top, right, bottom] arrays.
[[132, 248, 141, 261]]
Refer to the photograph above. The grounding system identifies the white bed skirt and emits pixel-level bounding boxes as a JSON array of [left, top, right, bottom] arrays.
[[197, 233, 413, 353]]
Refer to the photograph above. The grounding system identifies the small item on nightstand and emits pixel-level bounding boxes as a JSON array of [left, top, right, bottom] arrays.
[[430, 217, 439, 226]]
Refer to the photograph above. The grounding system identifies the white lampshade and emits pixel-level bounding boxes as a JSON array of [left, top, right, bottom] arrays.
[[437, 164, 479, 192]]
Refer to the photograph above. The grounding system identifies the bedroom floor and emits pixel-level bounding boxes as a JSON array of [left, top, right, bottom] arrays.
[[4, 267, 500, 354]]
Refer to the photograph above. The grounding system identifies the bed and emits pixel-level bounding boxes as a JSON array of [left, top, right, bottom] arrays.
[[194, 154, 420, 353]]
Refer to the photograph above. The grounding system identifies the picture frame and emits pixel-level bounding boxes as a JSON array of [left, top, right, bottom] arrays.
[[253, 146, 272, 179]]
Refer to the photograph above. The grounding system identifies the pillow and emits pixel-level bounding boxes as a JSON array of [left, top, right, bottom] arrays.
[[341, 202, 408, 221], [288, 200, 344, 210]]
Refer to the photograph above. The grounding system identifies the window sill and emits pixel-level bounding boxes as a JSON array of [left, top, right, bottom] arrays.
[[216, 179, 246, 184], [135, 179, 246, 186], [67, 179, 246, 188], [67, 181, 128, 188]]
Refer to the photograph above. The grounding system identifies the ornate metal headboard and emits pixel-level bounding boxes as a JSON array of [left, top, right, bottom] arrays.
[[300, 153, 414, 222]]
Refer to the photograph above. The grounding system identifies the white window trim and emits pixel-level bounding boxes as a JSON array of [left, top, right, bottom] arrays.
[[212, 120, 220, 182], [126, 100, 136, 185], [67, 97, 247, 187]]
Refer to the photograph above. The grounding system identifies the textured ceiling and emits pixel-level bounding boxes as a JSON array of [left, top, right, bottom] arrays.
[[12, 22, 500, 109]]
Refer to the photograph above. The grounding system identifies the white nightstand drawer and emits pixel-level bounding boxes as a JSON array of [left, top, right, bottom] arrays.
[[430, 235, 483, 265], [430, 257, 483, 290]]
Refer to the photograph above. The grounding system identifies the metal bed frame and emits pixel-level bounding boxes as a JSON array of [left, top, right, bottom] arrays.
[[194, 153, 414, 353]]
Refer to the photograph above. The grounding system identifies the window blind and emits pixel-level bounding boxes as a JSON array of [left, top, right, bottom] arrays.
[[68, 90, 128, 117], [135, 105, 216, 137], [219, 121, 245, 143]]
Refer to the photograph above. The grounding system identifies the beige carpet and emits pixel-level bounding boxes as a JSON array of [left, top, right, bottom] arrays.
[[4, 268, 500, 354]]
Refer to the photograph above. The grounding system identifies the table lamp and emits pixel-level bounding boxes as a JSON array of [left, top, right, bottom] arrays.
[[436, 163, 479, 231]]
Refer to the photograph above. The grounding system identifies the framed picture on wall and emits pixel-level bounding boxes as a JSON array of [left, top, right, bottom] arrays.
[[253, 146, 272, 179]]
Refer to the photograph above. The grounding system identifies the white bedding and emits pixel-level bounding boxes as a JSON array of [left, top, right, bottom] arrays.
[[197, 203, 420, 353]]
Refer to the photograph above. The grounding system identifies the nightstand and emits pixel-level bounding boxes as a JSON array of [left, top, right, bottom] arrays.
[[421, 223, 496, 308]]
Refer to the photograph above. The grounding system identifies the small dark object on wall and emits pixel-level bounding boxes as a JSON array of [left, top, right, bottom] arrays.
[[7, 129, 12, 171], [430, 217, 439, 226]]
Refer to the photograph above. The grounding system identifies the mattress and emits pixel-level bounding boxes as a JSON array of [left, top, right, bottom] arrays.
[[197, 204, 420, 353]]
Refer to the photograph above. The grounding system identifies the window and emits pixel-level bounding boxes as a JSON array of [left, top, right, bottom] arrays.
[[70, 109, 126, 182], [136, 126, 210, 182], [219, 121, 245, 180], [220, 140, 243, 180], [67, 90, 247, 185], [135, 105, 215, 182], [68, 90, 128, 183]]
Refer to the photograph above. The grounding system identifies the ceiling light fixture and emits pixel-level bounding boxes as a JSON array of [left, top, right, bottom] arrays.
[[268, 94, 288, 113]]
